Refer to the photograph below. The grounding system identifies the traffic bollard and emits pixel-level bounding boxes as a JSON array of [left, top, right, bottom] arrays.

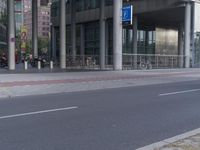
[[38, 61, 41, 70], [24, 61, 28, 70], [50, 61, 53, 69]]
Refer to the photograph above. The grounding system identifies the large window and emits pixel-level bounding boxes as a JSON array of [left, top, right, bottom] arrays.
[[194, 2, 200, 65], [123, 28, 133, 53], [52, 0, 112, 16], [76, 0, 100, 11], [122, 29, 156, 55], [85, 22, 99, 55]]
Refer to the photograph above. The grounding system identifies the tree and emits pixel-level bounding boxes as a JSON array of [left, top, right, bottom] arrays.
[[38, 37, 49, 55], [0, 11, 7, 26]]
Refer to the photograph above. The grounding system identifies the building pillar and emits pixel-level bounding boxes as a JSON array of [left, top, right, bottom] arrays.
[[71, 0, 76, 59], [113, 0, 123, 70], [32, 0, 38, 58], [133, 15, 138, 69], [178, 25, 184, 68], [100, 0, 106, 70], [8, 0, 15, 70], [60, 0, 66, 69], [184, 2, 191, 68]]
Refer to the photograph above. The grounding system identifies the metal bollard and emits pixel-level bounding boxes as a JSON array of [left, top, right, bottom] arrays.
[[50, 61, 53, 69], [24, 61, 28, 70], [38, 61, 41, 70]]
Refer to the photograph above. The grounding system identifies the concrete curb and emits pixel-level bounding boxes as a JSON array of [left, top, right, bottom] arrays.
[[136, 128, 200, 150]]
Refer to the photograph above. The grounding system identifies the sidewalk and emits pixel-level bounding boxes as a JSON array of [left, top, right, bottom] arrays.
[[137, 128, 200, 150], [159, 133, 200, 150], [0, 68, 200, 98]]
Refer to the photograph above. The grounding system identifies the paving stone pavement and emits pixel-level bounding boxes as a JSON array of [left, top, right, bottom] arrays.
[[0, 68, 200, 99], [155, 134, 200, 150], [137, 128, 200, 150]]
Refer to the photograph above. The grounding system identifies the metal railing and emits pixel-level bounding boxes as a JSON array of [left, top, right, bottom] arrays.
[[123, 54, 186, 70], [65, 55, 101, 70], [49, 54, 187, 70], [65, 55, 115, 70]]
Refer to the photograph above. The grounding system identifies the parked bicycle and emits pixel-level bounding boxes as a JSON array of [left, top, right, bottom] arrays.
[[138, 59, 152, 70]]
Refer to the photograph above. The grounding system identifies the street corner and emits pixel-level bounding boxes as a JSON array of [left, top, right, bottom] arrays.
[[137, 128, 200, 150], [158, 133, 200, 150]]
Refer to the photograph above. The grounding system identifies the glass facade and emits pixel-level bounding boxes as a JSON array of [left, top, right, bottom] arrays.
[[0, 0, 7, 52], [123, 28, 133, 53], [76, 0, 112, 11], [122, 28, 156, 55], [15, 0, 23, 33], [52, 0, 113, 17], [0, 24, 6, 51], [51, 0, 163, 60], [76, 0, 99, 11], [107, 20, 113, 56], [194, 2, 200, 66], [85, 22, 99, 55], [50, 0, 200, 69]]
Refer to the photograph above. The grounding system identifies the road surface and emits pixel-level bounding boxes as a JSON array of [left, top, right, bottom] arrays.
[[0, 80, 200, 150]]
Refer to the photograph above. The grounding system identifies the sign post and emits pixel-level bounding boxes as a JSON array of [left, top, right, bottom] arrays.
[[122, 5, 133, 25]]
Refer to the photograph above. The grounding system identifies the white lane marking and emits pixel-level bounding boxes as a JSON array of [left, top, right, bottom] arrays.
[[136, 127, 200, 150], [0, 106, 78, 120], [159, 88, 200, 96]]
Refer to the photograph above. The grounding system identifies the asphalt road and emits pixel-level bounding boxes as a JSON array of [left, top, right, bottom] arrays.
[[0, 80, 200, 150]]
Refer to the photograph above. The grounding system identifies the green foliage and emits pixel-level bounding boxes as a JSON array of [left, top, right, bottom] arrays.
[[0, 11, 7, 26], [22, 37, 49, 56], [38, 37, 49, 55]]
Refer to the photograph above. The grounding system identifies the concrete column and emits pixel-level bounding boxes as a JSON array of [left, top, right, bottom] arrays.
[[71, 0, 76, 59], [133, 15, 138, 69], [8, 0, 15, 70], [113, 0, 123, 70], [178, 25, 184, 68], [100, 0, 106, 70], [32, 0, 38, 58], [60, 0, 66, 69], [184, 2, 191, 68]]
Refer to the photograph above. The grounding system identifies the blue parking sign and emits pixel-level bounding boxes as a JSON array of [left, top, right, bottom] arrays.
[[122, 5, 133, 25]]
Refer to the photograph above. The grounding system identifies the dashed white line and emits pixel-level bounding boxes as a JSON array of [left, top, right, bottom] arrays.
[[0, 106, 78, 120], [159, 89, 200, 96]]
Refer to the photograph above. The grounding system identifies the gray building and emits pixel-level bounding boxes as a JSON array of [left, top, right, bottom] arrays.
[[5, 0, 200, 70], [24, 5, 51, 39], [50, 0, 200, 70]]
